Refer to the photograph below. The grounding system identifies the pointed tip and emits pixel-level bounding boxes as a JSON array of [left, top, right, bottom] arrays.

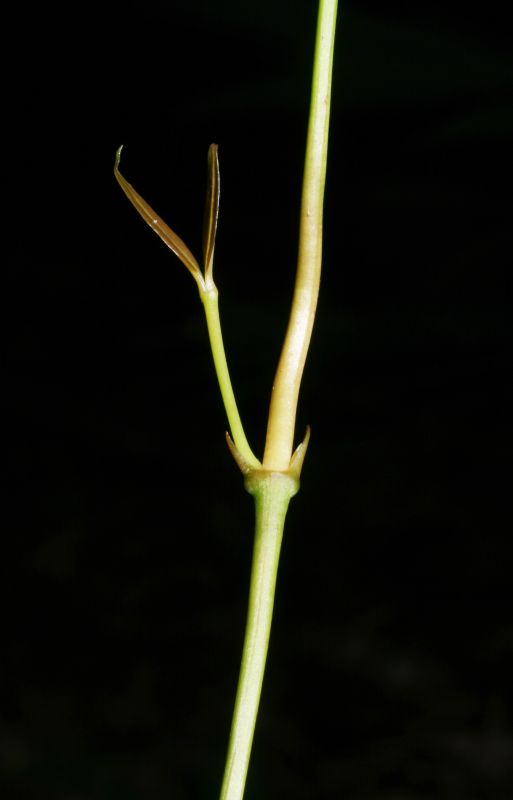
[[225, 432, 255, 475], [289, 425, 311, 480], [203, 143, 221, 285], [114, 145, 124, 171]]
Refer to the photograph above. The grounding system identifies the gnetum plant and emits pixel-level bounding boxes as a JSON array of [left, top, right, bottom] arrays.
[[114, 1, 338, 798]]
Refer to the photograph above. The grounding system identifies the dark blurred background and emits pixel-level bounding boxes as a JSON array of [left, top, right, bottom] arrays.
[[3, 1, 513, 798]]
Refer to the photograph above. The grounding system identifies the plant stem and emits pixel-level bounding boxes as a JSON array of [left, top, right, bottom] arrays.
[[263, 0, 338, 471], [201, 288, 261, 469], [219, 472, 298, 800], [114, 3, 338, 798], [113, 148, 261, 469], [218, 3, 338, 797]]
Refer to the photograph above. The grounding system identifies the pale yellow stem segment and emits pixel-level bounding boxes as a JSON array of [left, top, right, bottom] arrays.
[[263, 0, 338, 471]]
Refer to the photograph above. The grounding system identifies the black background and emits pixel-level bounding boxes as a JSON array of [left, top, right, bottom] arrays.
[[4, 1, 513, 798]]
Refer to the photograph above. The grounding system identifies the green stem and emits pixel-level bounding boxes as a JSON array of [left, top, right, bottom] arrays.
[[201, 287, 261, 469], [263, 0, 338, 471], [219, 472, 299, 800], [218, 2, 338, 797], [113, 147, 260, 469]]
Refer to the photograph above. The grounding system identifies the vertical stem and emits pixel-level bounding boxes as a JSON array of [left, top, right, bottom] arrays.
[[219, 473, 298, 800], [263, 0, 338, 471], [219, 2, 338, 798]]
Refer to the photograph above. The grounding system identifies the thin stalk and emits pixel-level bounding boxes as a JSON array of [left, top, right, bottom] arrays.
[[114, 4, 338, 799], [218, 3, 338, 798], [263, 0, 338, 471], [201, 288, 261, 469], [219, 472, 298, 800], [113, 148, 261, 469]]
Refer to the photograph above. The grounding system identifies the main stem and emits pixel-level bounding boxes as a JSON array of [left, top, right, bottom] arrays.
[[219, 473, 298, 800], [218, 3, 338, 799], [263, 0, 338, 471]]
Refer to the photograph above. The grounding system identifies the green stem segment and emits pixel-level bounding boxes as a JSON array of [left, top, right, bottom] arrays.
[[219, 2, 338, 797], [219, 472, 299, 800], [201, 288, 261, 469], [113, 3, 338, 799], [113, 147, 261, 469], [263, 0, 338, 471]]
